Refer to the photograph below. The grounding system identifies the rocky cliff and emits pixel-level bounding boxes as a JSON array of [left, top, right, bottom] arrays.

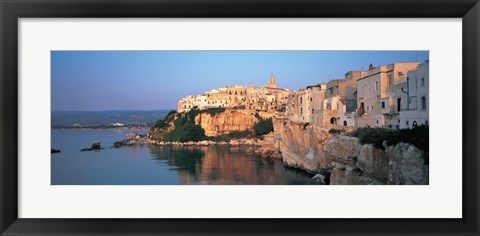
[[273, 119, 334, 172], [195, 109, 258, 136], [273, 119, 429, 185]]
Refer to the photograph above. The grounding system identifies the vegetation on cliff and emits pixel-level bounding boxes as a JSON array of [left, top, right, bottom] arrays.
[[201, 107, 225, 116], [151, 110, 177, 130], [162, 109, 207, 142], [151, 107, 276, 142], [206, 129, 254, 142], [253, 115, 273, 136], [348, 125, 429, 152]]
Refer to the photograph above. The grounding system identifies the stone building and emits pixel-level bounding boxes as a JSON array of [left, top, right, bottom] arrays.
[[285, 83, 326, 125], [399, 60, 429, 129], [356, 62, 420, 128], [322, 70, 365, 129], [177, 74, 288, 114]]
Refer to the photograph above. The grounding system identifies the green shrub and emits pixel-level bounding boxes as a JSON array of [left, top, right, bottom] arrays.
[[253, 117, 273, 136], [161, 108, 207, 142], [164, 122, 206, 142], [348, 125, 429, 152], [329, 128, 341, 135], [201, 107, 225, 116], [207, 129, 253, 142], [151, 110, 177, 130]]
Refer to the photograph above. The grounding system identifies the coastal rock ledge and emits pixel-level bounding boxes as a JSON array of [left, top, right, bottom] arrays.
[[274, 120, 429, 185]]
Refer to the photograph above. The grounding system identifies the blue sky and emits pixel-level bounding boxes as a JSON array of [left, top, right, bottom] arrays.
[[51, 50, 429, 111]]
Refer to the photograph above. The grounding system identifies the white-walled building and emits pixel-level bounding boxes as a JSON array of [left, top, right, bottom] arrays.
[[356, 62, 420, 128], [399, 60, 429, 129]]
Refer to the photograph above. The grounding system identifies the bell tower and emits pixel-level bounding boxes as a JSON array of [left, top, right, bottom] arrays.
[[268, 73, 277, 88]]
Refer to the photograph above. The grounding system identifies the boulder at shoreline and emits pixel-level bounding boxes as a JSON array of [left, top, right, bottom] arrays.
[[81, 141, 103, 151]]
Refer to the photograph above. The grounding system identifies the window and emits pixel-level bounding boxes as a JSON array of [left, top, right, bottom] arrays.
[[343, 121, 347, 126], [381, 101, 385, 108], [300, 97, 303, 103], [312, 109, 314, 114], [421, 78, 425, 87], [300, 107, 303, 113], [375, 81, 379, 91], [330, 117, 337, 124], [329, 87, 334, 95], [421, 96, 427, 109], [310, 97, 313, 102]]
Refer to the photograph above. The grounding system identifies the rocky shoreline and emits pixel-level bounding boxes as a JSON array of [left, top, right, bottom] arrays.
[[107, 120, 428, 185], [112, 134, 282, 159], [274, 120, 429, 185]]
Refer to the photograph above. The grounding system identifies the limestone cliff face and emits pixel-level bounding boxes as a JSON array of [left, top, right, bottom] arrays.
[[273, 119, 334, 172], [195, 109, 257, 136], [328, 140, 428, 185]]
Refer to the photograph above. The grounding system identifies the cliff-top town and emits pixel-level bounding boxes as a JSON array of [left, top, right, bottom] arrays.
[[178, 60, 429, 131]]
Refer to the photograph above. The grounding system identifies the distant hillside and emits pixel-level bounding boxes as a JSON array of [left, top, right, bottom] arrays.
[[51, 110, 172, 128]]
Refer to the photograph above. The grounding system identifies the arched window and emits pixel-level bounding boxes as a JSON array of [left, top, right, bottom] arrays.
[[330, 117, 337, 124], [412, 121, 418, 128], [421, 96, 427, 109]]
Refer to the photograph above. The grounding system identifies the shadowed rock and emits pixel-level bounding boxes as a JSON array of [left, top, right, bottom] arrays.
[[81, 141, 103, 151], [51, 149, 61, 154]]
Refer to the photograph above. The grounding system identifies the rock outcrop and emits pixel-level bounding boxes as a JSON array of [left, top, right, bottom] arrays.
[[273, 118, 429, 185], [357, 144, 389, 181], [51, 148, 61, 154], [81, 141, 103, 151], [195, 109, 257, 136], [385, 143, 429, 185], [324, 136, 362, 164], [274, 119, 334, 172]]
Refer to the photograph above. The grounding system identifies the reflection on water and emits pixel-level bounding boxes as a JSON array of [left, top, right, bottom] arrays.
[[149, 146, 315, 185], [51, 129, 317, 185]]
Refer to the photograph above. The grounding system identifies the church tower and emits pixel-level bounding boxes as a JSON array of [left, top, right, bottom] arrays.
[[268, 73, 277, 88]]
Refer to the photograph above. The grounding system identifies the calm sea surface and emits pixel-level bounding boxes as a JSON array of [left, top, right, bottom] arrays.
[[51, 129, 317, 185]]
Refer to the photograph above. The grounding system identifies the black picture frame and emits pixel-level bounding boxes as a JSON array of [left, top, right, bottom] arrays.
[[1, 0, 479, 235]]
